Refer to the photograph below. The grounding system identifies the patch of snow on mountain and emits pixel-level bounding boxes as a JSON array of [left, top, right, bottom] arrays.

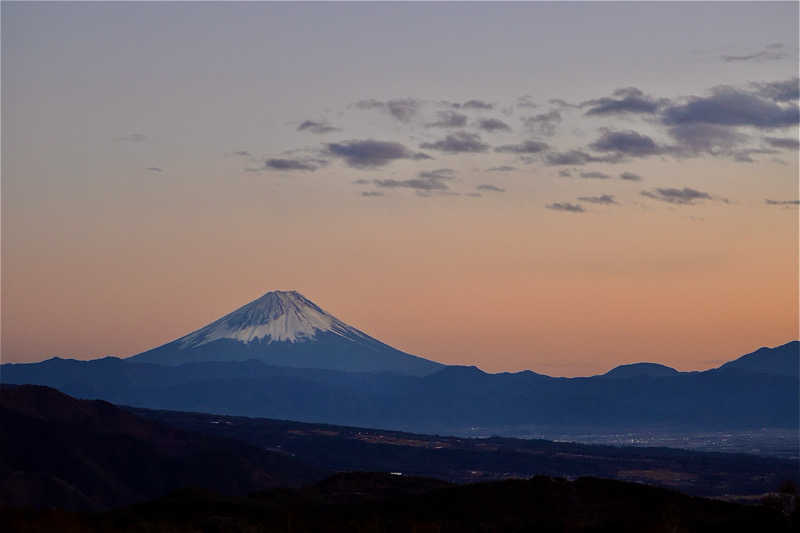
[[179, 290, 360, 347]]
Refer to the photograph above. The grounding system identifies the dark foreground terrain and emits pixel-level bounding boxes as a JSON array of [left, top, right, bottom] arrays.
[[4, 472, 797, 533], [0, 385, 325, 511], [2, 384, 798, 511], [133, 404, 799, 498], [2, 385, 798, 532]]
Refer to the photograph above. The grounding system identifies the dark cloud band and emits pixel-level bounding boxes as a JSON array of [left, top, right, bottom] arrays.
[[420, 132, 489, 153], [577, 194, 617, 204], [641, 187, 712, 205], [327, 140, 429, 168], [546, 202, 584, 212]]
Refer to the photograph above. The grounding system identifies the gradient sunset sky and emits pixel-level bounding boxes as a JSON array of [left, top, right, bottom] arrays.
[[3, 2, 798, 376]]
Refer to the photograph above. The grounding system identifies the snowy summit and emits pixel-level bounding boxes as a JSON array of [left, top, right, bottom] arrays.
[[128, 290, 443, 376], [179, 290, 360, 346]]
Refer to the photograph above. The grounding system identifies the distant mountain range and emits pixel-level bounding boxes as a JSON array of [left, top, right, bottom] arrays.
[[2, 340, 797, 433], [1, 290, 797, 432], [129, 290, 443, 376]]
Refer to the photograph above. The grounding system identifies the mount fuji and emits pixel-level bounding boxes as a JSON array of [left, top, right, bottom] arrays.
[[128, 290, 443, 376]]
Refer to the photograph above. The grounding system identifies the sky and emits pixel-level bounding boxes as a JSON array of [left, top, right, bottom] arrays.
[[2, 2, 798, 376]]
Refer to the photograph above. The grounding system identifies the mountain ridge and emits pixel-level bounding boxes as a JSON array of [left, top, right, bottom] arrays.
[[718, 340, 799, 378], [128, 290, 443, 376], [3, 341, 797, 432], [178, 290, 358, 346]]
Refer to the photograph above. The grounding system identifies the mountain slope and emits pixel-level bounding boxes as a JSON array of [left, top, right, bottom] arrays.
[[718, 340, 799, 378], [0, 384, 326, 510], [128, 290, 443, 376]]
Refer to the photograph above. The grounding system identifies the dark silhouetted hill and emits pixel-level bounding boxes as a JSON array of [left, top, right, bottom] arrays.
[[2, 472, 795, 532], [603, 362, 681, 378], [719, 340, 799, 378], [0, 385, 326, 511]]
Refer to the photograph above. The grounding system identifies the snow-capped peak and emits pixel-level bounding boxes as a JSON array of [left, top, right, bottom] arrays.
[[178, 290, 359, 347]]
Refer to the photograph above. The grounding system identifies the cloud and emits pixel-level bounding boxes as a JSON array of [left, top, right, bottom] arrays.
[[546, 151, 593, 166], [462, 99, 494, 110], [384, 99, 421, 122], [517, 95, 537, 108], [297, 120, 339, 134], [264, 158, 319, 171], [375, 178, 449, 191], [662, 86, 799, 129], [521, 110, 562, 136], [577, 194, 617, 204], [361, 191, 385, 197], [549, 98, 579, 108], [146, 167, 163, 173], [641, 187, 712, 205], [418, 168, 456, 180], [731, 147, 778, 163], [620, 171, 642, 181], [722, 44, 785, 63], [666, 123, 746, 157], [487, 165, 516, 172], [589, 129, 664, 157], [477, 118, 512, 132], [544, 150, 621, 166], [765, 199, 800, 205], [579, 171, 610, 179], [427, 110, 468, 128], [752, 78, 799, 102], [722, 51, 780, 63], [546, 202, 584, 213], [764, 136, 800, 150], [416, 190, 462, 198], [326, 139, 428, 168], [355, 99, 384, 110], [440, 99, 494, 110], [495, 140, 549, 154], [582, 87, 665, 115], [476, 184, 505, 192], [374, 168, 455, 191], [420, 132, 489, 153], [113, 133, 147, 142], [354, 98, 421, 122]]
